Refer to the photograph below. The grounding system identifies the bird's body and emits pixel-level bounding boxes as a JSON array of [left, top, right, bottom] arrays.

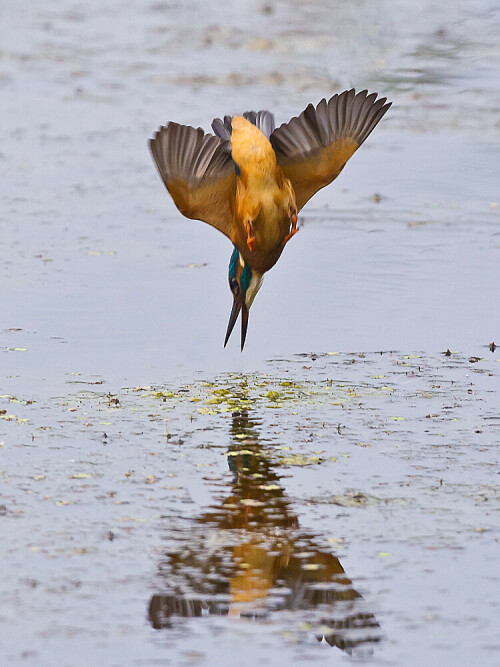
[[150, 89, 391, 349], [231, 116, 296, 273]]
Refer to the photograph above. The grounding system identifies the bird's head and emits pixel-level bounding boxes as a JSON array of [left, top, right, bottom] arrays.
[[224, 246, 263, 350]]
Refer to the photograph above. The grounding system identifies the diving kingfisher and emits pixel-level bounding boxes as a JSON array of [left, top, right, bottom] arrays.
[[150, 89, 391, 350]]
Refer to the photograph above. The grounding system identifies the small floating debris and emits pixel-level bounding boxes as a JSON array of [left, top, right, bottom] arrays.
[[307, 491, 412, 508]]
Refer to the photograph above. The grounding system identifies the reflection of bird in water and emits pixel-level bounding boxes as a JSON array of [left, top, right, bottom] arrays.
[[150, 89, 391, 349], [149, 408, 382, 655]]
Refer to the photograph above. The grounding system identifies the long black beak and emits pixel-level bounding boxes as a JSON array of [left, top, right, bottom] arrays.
[[224, 296, 241, 348], [240, 302, 249, 351], [224, 296, 249, 351]]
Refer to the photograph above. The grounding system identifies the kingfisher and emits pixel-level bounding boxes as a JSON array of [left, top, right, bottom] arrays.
[[150, 89, 391, 350]]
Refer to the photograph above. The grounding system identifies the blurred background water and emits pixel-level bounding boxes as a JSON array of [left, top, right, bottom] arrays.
[[1, 0, 499, 394]]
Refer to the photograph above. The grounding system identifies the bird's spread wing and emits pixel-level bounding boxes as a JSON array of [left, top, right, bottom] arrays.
[[150, 122, 237, 240], [270, 89, 391, 211], [212, 110, 276, 140]]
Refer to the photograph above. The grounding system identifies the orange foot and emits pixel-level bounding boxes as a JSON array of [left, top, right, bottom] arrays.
[[246, 222, 255, 251], [282, 213, 299, 246]]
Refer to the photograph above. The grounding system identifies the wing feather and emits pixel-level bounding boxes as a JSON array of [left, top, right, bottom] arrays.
[[150, 122, 237, 240], [270, 89, 391, 211]]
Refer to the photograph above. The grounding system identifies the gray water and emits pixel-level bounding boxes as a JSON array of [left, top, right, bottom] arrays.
[[1, 1, 499, 665]]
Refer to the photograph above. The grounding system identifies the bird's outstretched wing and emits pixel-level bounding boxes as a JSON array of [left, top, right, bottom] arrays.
[[212, 110, 275, 140], [270, 90, 391, 211], [150, 122, 237, 240]]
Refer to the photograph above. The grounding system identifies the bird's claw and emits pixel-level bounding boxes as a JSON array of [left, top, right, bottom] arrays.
[[282, 213, 299, 246], [282, 228, 299, 246], [246, 222, 255, 251]]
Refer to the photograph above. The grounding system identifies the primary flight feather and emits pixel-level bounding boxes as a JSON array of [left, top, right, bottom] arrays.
[[150, 89, 391, 350]]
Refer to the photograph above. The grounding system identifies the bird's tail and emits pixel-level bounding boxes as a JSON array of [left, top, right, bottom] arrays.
[[212, 110, 275, 141]]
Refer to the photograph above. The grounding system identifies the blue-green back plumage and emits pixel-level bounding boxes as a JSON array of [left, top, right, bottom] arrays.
[[229, 246, 253, 296], [229, 246, 239, 283], [240, 265, 252, 293]]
